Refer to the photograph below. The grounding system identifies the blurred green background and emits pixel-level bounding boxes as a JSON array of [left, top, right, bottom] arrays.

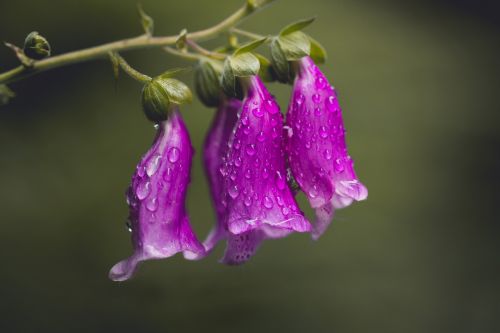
[[1, 0, 499, 332]]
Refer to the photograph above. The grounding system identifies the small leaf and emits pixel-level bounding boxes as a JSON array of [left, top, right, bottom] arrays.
[[229, 53, 260, 77], [278, 31, 311, 61], [0, 84, 15, 105], [270, 38, 291, 83], [254, 53, 275, 82], [137, 3, 154, 36], [308, 35, 327, 64], [234, 37, 268, 56], [280, 17, 316, 36], [158, 67, 191, 79], [176, 29, 188, 50]]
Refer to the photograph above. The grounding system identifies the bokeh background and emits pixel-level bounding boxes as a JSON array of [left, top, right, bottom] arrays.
[[1, 0, 499, 332]]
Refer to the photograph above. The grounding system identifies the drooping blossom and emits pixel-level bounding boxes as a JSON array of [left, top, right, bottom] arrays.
[[109, 109, 204, 281], [286, 56, 367, 239], [216, 76, 311, 264]]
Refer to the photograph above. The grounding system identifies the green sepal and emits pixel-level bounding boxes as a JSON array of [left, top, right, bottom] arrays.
[[194, 59, 223, 107], [234, 37, 268, 56], [278, 31, 311, 61], [23, 31, 51, 60], [0, 84, 15, 105], [280, 17, 316, 36], [254, 53, 275, 82], [270, 38, 292, 83], [176, 29, 188, 50], [308, 35, 327, 64], [137, 3, 154, 36]]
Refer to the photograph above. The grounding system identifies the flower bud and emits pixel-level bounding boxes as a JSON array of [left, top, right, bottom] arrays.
[[23, 31, 51, 60], [141, 76, 192, 123], [194, 59, 223, 107]]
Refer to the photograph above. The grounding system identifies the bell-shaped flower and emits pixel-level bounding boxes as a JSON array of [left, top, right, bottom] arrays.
[[109, 109, 204, 281], [286, 56, 367, 239], [218, 76, 311, 264]]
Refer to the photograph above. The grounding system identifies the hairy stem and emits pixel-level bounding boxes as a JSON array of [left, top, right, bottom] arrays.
[[0, 0, 276, 85]]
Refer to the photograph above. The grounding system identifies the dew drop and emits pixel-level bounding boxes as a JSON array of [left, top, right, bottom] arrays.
[[245, 169, 252, 179], [314, 106, 322, 116], [242, 116, 249, 125], [234, 157, 242, 167], [281, 207, 290, 215], [296, 93, 305, 105], [146, 155, 162, 177], [323, 149, 333, 160], [309, 187, 318, 199], [315, 76, 326, 89], [245, 144, 256, 156], [266, 99, 279, 114], [136, 181, 150, 200], [146, 197, 158, 212], [137, 165, 145, 177], [163, 167, 173, 182], [252, 107, 264, 118], [257, 131, 266, 142], [228, 184, 240, 199], [319, 126, 329, 138], [234, 139, 242, 150], [243, 125, 251, 135], [334, 158, 345, 173], [168, 147, 180, 163], [312, 93, 321, 104], [276, 195, 284, 206], [262, 167, 270, 179], [263, 196, 273, 209], [327, 95, 336, 111], [244, 196, 252, 207], [275, 172, 286, 190]]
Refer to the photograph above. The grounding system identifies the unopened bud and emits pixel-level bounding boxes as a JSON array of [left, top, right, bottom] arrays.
[[23, 31, 51, 60]]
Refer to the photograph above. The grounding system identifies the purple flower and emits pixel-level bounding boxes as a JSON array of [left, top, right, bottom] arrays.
[[109, 109, 204, 281], [216, 76, 311, 264], [286, 56, 367, 239]]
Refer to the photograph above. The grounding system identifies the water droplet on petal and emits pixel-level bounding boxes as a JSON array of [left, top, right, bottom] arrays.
[[245, 144, 256, 156], [146, 197, 158, 212], [163, 167, 173, 182], [266, 99, 279, 114], [245, 169, 252, 179], [309, 186, 318, 199], [334, 158, 345, 173], [323, 149, 333, 160], [243, 125, 251, 135], [244, 196, 252, 207], [234, 139, 241, 150], [312, 93, 321, 104], [296, 93, 305, 105], [137, 165, 145, 177], [168, 147, 180, 163], [257, 131, 265, 142], [234, 157, 242, 167], [315, 76, 326, 89], [276, 195, 284, 206], [241, 116, 249, 125], [327, 95, 336, 111], [319, 126, 329, 138], [136, 181, 150, 200], [275, 172, 286, 190], [314, 106, 322, 116], [228, 184, 239, 199], [263, 196, 273, 209], [262, 168, 270, 179], [281, 207, 290, 215], [146, 155, 162, 177], [252, 107, 264, 118]]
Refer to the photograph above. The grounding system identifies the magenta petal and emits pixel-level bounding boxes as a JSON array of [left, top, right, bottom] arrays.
[[222, 77, 311, 238], [109, 109, 204, 281], [286, 56, 367, 239]]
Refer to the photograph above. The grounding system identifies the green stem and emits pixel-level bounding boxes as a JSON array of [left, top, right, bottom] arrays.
[[0, 0, 276, 85], [231, 28, 266, 40], [114, 54, 151, 83]]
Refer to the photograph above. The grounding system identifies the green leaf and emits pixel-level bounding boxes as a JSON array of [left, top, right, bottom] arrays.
[[308, 35, 327, 64], [137, 3, 154, 36], [278, 31, 311, 61], [176, 29, 188, 50], [234, 37, 268, 56], [0, 84, 15, 105], [270, 38, 291, 83], [158, 67, 191, 79], [229, 53, 260, 77], [280, 17, 316, 36]]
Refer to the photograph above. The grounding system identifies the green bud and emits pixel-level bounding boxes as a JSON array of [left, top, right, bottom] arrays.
[[194, 59, 223, 107], [141, 76, 192, 123], [23, 31, 51, 60]]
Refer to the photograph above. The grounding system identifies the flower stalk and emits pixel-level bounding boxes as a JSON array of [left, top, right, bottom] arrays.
[[0, 0, 277, 85]]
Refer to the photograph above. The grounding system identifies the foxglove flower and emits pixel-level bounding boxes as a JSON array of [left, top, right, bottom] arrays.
[[217, 76, 311, 264], [109, 109, 204, 281], [286, 56, 367, 239]]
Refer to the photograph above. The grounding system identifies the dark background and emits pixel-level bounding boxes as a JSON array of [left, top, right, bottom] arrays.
[[1, 0, 499, 332]]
